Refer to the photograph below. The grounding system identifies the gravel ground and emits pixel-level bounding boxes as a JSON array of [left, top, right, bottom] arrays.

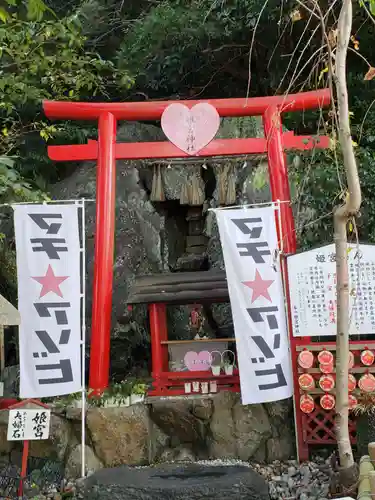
[[251, 458, 332, 500], [196, 458, 332, 500]]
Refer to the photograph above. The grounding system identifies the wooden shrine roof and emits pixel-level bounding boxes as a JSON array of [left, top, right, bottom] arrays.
[[127, 270, 229, 305], [0, 294, 20, 326]]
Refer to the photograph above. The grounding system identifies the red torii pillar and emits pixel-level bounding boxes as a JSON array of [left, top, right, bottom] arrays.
[[43, 89, 331, 395]]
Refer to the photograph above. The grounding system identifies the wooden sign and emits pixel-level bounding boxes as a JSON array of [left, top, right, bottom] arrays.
[[161, 103, 220, 155], [7, 408, 51, 441], [287, 243, 375, 336]]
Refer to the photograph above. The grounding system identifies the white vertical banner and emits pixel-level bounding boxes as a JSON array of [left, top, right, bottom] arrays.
[[14, 204, 82, 398], [214, 206, 293, 404]]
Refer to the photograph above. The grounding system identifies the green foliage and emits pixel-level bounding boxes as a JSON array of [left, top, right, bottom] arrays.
[[0, 155, 49, 201], [362, 0, 375, 15], [290, 147, 375, 249], [118, 0, 282, 97], [42, 379, 148, 408], [0, 0, 133, 204]]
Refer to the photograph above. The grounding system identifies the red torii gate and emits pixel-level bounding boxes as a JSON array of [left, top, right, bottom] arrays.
[[43, 89, 331, 395]]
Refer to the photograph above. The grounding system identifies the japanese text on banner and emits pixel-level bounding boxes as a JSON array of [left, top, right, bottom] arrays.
[[214, 206, 293, 405], [14, 204, 82, 398]]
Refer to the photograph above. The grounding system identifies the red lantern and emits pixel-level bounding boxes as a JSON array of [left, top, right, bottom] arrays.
[[359, 373, 375, 393], [320, 363, 334, 374], [298, 350, 314, 369], [319, 374, 335, 392], [298, 373, 315, 391], [320, 393, 335, 410], [318, 349, 334, 365], [348, 374, 357, 392], [360, 349, 375, 367], [300, 394, 315, 414]]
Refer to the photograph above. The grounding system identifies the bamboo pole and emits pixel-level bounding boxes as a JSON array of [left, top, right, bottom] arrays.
[[368, 470, 375, 498], [0, 325, 4, 376], [369, 443, 375, 463], [358, 456, 374, 500]]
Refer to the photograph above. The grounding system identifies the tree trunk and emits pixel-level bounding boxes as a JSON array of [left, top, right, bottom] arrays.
[[334, 211, 355, 470], [334, 0, 361, 488]]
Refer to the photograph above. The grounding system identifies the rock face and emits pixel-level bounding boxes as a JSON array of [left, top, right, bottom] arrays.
[[51, 117, 270, 374], [65, 444, 103, 478], [82, 463, 270, 500], [86, 404, 150, 467], [0, 396, 294, 479], [149, 393, 292, 463]]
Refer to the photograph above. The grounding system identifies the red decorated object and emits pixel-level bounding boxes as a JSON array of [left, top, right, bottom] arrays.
[[298, 350, 314, 369], [298, 373, 315, 391], [359, 373, 375, 393], [319, 363, 333, 374], [320, 393, 335, 411], [295, 343, 375, 461], [348, 374, 357, 392], [300, 394, 315, 414], [319, 374, 335, 392], [318, 350, 333, 365], [361, 349, 375, 366]]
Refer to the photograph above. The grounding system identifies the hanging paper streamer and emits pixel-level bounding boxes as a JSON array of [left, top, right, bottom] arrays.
[[189, 167, 205, 206], [150, 165, 165, 202], [225, 165, 237, 205]]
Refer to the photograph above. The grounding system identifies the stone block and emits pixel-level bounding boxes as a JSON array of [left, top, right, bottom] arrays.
[[87, 404, 149, 467]]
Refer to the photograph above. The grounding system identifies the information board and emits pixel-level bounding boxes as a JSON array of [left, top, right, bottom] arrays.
[[287, 243, 375, 337], [7, 409, 51, 441]]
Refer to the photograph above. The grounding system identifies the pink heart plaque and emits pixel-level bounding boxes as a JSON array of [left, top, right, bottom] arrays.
[[184, 351, 211, 372], [161, 103, 220, 155]]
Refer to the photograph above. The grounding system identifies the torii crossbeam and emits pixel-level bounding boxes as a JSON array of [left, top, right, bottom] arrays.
[[43, 89, 331, 395]]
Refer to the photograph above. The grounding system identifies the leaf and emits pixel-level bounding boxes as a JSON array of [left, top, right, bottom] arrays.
[[349, 221, 354, 232], [318, 66, 328, 83], [290, 9, 302, 22], [26, 0, 55, 21], [0, 156, 15, 168], [0, 7, 10, 23], [350, 35, 359, 50], [1, 127, 8, 136], [364, 66, 375, 81], [252, 162, 268, 191]]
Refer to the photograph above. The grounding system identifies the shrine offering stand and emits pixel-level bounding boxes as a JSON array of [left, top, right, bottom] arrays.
[[127, 270, 240, 396]]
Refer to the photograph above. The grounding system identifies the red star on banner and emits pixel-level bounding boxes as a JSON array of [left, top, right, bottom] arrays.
[[242, 270, 274, 303], [32, 265, 69, 298]]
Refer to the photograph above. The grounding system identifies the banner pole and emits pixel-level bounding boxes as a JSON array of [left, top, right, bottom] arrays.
[[80, 199, 86, 478]]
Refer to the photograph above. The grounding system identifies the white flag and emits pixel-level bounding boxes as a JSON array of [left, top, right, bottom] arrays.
[[214, 206, 293, 404], [14, 204, 82, 398]]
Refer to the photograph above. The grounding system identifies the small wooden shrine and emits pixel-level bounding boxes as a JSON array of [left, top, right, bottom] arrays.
[[127, 270, 239, 396]]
